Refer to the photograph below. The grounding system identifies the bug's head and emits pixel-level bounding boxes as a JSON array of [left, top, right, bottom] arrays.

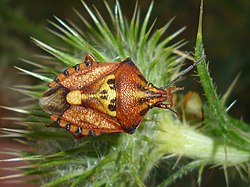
[[144, 83, 184, 111], [145, 55, 206, 113]]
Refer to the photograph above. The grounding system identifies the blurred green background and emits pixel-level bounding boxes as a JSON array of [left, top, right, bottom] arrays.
[[0, 0, 249, 186]]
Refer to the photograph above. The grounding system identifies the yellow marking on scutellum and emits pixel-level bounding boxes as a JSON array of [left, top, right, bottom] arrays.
[[95, 74, 116, 116], [66, 90, 82, 105], [65, 74, 117, 117]]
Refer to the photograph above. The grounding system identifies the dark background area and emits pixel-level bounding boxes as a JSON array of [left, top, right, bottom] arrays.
[[0, 0, 249, 186]]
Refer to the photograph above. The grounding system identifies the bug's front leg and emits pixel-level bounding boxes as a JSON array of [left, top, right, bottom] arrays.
[[154, 103, 178, 115], [162, 86, 184, 107], [154, 86, 184, 115]]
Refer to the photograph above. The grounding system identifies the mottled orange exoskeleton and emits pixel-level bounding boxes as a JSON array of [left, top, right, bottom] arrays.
[[39, 54, 191, 138]]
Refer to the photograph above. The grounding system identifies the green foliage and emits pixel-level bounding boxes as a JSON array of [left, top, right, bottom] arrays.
[[1, 0, 249, 186]]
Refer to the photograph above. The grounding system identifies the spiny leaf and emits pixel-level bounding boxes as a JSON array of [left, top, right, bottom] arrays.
[[158, 160, 209, 187], [0, 106, 30, 114], [73, 8, 104, 43], [221, 73, 240, 106], [147, 17, 175, 55], [128, 1, 139, 50], [156, 27, 186, 51], [31, 38, 82, 66], [81, 1, 116, 49], [139, 1, 154, 65], [47, 22, 84, 50], [10, 87, 42, 98], [14, 66, 52, 82], [115, 0, 126, 36], [71, 154, 117, 187], [139, 1, 154, 45]]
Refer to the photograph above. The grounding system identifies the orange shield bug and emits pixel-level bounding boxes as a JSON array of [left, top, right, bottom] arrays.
[[39, 54, 204, 138]]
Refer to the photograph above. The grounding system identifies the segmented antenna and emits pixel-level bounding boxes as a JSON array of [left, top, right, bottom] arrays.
[[164, 55, 206, 88]]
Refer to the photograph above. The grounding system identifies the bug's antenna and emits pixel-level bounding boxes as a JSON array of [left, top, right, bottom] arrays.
[[164, 55, 206, 88]]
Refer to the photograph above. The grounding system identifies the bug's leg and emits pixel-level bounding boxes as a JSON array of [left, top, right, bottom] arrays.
[[154, 86, 184, 115], [165, 86, 184, 108], [83, 54, 98, 67], [154, 103, 178, 115]]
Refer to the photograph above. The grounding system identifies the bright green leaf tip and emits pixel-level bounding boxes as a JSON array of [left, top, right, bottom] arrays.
[[193, 0, 250, 185]]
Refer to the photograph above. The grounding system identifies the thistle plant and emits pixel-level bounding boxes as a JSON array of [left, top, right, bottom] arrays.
[[1, 0, 250, 186]]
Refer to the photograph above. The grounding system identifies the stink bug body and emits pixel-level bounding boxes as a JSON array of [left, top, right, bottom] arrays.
[[39, 54, 204, 138]]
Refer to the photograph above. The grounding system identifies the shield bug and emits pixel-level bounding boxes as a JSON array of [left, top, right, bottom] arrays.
[[39, 54, 204, 138]]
